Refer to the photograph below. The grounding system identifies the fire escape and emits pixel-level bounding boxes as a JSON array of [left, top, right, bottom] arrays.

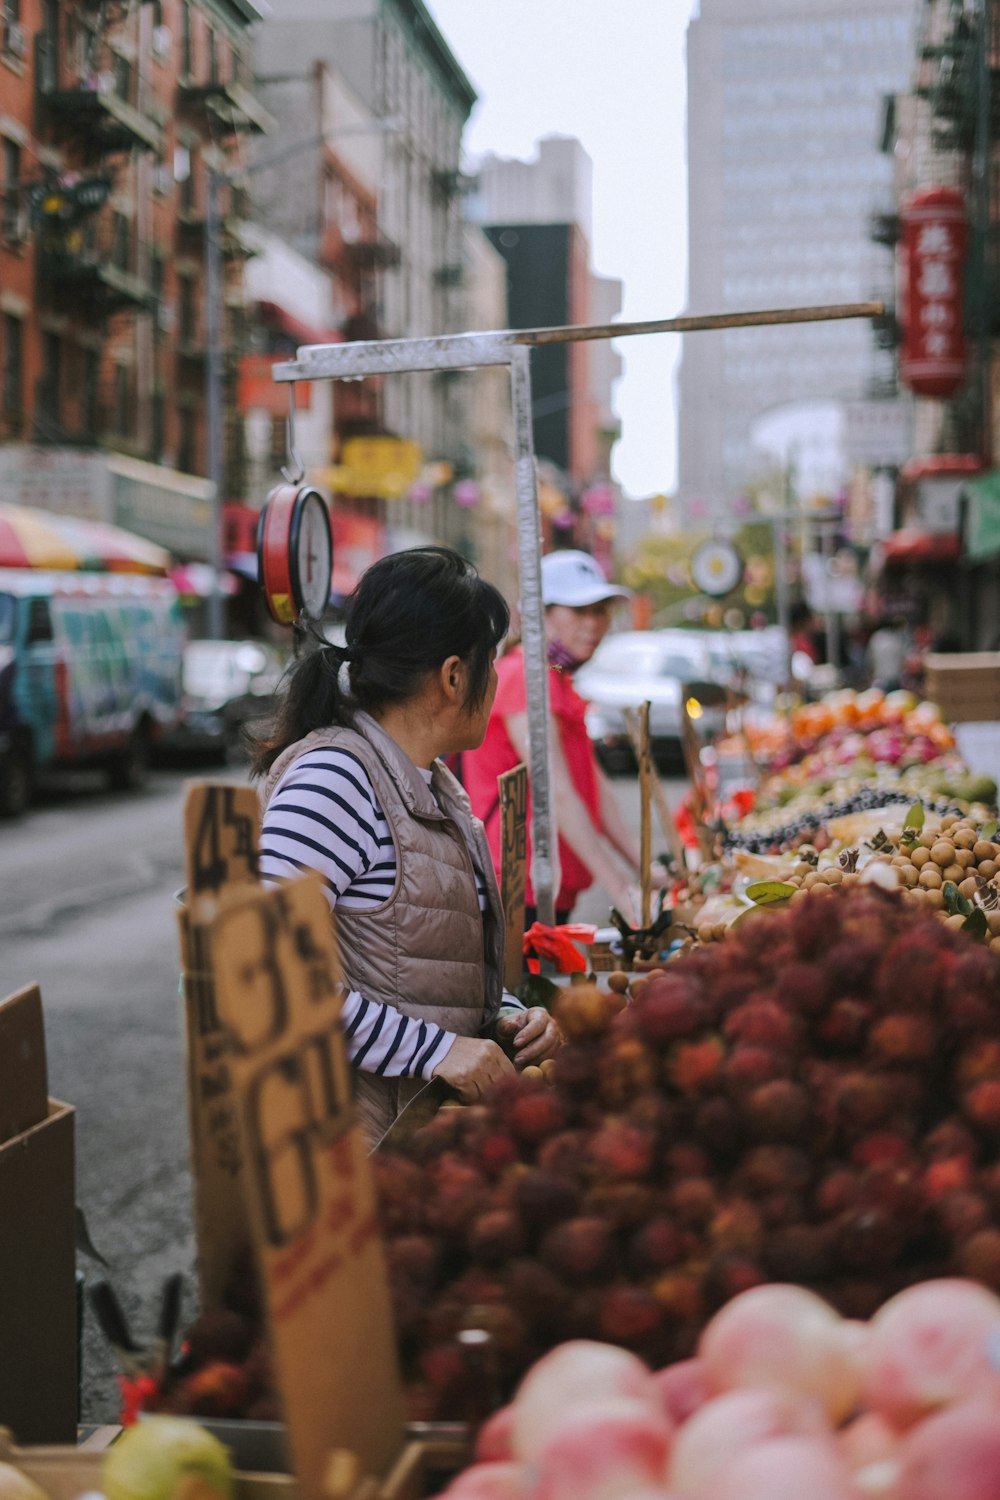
[[31, 0, 163, 445]]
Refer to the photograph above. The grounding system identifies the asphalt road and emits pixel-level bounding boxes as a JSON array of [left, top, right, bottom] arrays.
[[0, 756, 681, 1424]]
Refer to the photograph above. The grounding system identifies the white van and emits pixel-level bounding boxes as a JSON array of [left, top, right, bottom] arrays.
[[0, 570, 185, 816]]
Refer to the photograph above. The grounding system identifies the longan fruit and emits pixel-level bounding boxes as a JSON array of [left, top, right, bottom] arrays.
[[945, 913, 968, 930], [821, 868, 844, 885], [959, 877, 981, 899], [803, 871, 822, 889], [987, 911, 1000, 936], [943, 864, 965, 884], [900, 865, 919, 888], [607, 971, 630, 994], [919, 866, 943, 889], [978, 860, 998, 880], [712, 923, 728, 941], [940, 813, 958, 829], [974, 841, 998, 862], [954, 828, 978, 849], [910, 846, 931, 867], [924, 887, 946, 909], [697, 923, 715, 944], [931, 840, 956, 866], [991, 936, 1000, 955], [955, 848, 976, 868]]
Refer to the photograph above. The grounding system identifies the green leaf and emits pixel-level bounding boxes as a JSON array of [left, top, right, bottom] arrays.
[[903, 802, 926, 831], [963, 908, 988, 938], [941, 881, 963, 915], [515, 973, 560, 1008], [982, 820, 998, 841], [745, 880, 798, 906]]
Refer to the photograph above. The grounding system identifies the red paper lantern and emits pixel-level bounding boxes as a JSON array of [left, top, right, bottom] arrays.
[[899, 187, 968, 399]]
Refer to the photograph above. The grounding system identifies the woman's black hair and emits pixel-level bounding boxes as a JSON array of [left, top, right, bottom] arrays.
[[249, 545, 510, 776]]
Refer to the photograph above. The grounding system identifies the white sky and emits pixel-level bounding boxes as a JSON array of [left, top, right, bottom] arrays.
[[424, 0, 698, 502]]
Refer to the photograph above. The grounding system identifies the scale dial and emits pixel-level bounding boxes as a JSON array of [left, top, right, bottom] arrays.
[[258, 484, 333, 626]]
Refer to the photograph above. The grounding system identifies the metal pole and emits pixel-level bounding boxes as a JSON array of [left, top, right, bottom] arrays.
[[772, 515, 791, 689], [205, 166, 225, 641], [510, 346, 557, 927]]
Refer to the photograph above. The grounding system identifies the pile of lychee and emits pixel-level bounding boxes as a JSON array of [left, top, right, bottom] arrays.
[[440, 1279, 1000, 1500], [373, 884, 1000, 1418]]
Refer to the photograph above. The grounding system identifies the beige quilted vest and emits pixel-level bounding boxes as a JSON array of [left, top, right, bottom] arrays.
[[260, 712, 504, 1039]]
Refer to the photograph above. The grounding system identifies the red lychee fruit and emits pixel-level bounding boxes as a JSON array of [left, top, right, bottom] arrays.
[[851, 1130, 913, 1168], [693, 1095, 743, 1158], [665, 1141, 712, 1178], [956, 1228, 1000, 1290], [933, 1191, 991, 1244], [629, 1217, 686, 1273], [536, 1129, 590, 1181], [834, 1204, 908, 1271], [503, 1257, 570, 1330], [553, 983, 619, 1040], [743, 1079, 810, 1141], [922, 1156, 974, 1200], [548, 1044, 598, 1095], [722, 1045, 785, 1094], [764, 1223, 835, 1281], [598, 1037, 658, 1107], [630, 977, 706, 1047], [737, 1144, 812, 1194], [955, 1038, 1000, 1088], [667, 1177, 718, 1229], [814, 1166, 861, 1219], [964, 1080, 1000, 1133], [513, 1167, 581, 1232], [584, 1181, 659, 1232], [597, 1283, 666, 1346], [466, 1209, 526, 1266], [869, 1013, 938, 1065], [704, 1252, 766, 1304], [507, 1086, 567, 1144], [651, 1270, 705, 1323], [774, 959, 830, 1015], [817, 998, 873, 1052], [724, 999, 800, 1054], [589, 1119, 656, 1180], [757, 1190, 801, 1228], [386, 1234, 441, 1292], [670, 1036, 727, 1094], [539, 1215, 615, 1283], [709, 1197, 765, 1256], [475, 1130, 519, 1177]]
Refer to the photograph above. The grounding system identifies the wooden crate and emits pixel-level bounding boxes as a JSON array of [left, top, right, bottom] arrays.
[[924, 652, 1000, 723]]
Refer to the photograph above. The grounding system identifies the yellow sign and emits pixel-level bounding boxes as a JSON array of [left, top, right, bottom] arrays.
[[325, 437, 423, 501]]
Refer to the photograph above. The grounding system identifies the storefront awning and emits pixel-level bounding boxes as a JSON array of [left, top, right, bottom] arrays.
[[881, 529, 961, 564], [963, 471, 1000, 564], [257, 300, 340, 348]]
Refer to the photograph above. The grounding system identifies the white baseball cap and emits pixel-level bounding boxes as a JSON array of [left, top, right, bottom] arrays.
[[540, 549, 632, 607]]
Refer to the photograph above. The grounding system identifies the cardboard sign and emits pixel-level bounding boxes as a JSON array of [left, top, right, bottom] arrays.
[[623, 707, 686, 874], [498, 763, 528, 990], [212, 877, 405, 1500], [0, 986, 76, 1443], [180, 782, 262, 1310]]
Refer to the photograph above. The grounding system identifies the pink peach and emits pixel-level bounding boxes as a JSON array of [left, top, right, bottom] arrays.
[[697, 1284, 862, 1423], [668, 1388, 829, 1496], [705, 1435, 861, 1500], [443, 1462, 525, 1500], [530, 1398, 673, 1500], [474, 1406, 515, 1463], [511, 1341, 659, 1459], [861, 1278, 1000, 1430], [896, 1399, 1000, 1500], [654, 1359, 713, 1426]]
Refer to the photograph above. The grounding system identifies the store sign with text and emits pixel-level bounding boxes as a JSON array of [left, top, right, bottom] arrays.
[[899, 187, 968, 399]]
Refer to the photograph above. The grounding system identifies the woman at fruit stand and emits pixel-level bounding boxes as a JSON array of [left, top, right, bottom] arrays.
[[251, 546, 561, 1146], [462, 549, 668, 925]]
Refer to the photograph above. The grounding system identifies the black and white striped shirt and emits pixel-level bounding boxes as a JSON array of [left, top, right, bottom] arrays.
[[259, 746, 520, 1079]]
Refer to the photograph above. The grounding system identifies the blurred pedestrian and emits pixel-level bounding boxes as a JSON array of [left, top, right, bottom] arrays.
[[462, 549, 668, 927], [867, 615, 910, 692]]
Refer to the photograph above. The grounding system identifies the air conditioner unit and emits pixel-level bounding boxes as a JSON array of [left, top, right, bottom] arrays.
[[151, 25, 171, 61], [5, 22, 27, 60]]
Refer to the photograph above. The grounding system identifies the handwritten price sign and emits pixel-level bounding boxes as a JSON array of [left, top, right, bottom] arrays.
[[212, 877, 404, 1500], [499, 763, 528, 991], [179, 783, 262, 1310]]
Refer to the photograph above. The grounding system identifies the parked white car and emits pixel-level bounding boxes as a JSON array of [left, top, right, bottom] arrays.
[[574, 629, 726, 774]]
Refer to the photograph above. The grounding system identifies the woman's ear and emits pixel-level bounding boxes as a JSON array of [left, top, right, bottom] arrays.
[[439, 654, 464, 703]]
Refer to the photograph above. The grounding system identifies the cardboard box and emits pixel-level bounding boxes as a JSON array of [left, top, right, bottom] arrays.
[[924, 652, 1000, 723], [0, 986, 77, 1444]]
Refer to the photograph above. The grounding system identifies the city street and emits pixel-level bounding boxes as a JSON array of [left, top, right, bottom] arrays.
[[1, 760, 683, 1420]]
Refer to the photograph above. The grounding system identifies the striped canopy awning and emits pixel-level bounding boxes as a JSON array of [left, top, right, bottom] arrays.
[[0, 503, 171, 575]]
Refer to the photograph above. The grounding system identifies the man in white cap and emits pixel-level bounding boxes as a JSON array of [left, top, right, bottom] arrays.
[[463, 549, 658, 924]]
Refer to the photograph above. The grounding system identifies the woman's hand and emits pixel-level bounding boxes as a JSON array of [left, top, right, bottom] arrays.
[[432, 1036, 514, 1101], [496, 1007, 562, 1066]]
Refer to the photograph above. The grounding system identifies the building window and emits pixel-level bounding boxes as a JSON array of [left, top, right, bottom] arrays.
[[2, 138, 21, 241], [114, 364, 129, 435], [83, 349, 99, 435], [181, 1, 192, 78], [40, 332, 61, 424], [2, 314, 22, 418], [151, 389, 165, 457], [178, 407, 196, 472], [207, 27, 217, 83], [111, 212, 130, 271], [2, 0, 23, 58], [179, 277, 197, 343]]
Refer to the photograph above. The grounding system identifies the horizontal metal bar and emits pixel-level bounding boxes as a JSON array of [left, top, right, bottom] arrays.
[[272, 302, 885, 383]]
